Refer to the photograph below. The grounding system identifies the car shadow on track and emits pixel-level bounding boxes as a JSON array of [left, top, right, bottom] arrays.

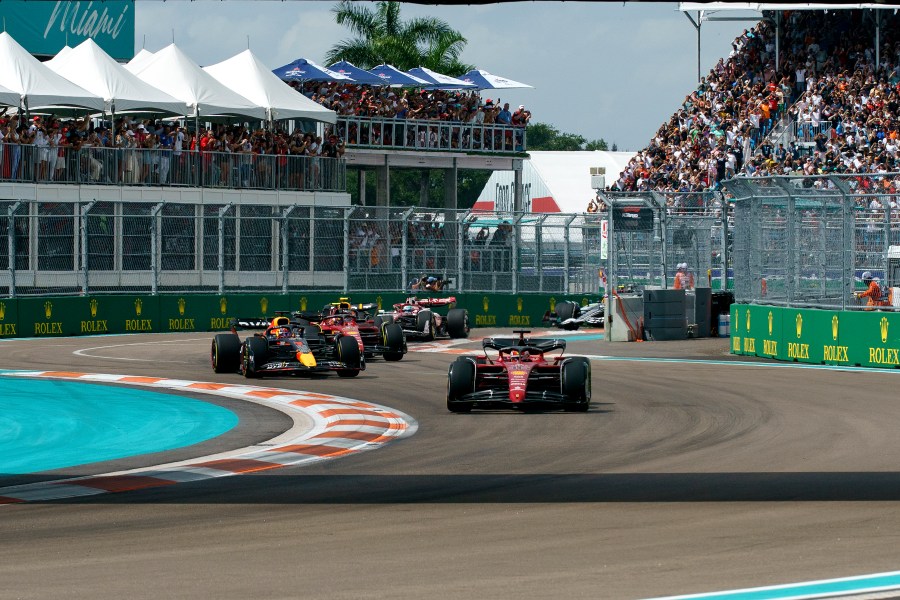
[[11, 472, 900, 504]]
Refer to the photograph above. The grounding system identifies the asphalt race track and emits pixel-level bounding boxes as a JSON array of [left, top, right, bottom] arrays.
[[3, 331, 900, 599]]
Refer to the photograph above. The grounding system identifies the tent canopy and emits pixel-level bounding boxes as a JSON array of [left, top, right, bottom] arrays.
[[46, 38, 187, 115], [461, 69, 533, 91], [273, 58, 353, 83], [328, 60, 385, 85], [205, 50, 336, 123], [0, 32, 104, 111], [368, 64, 430, 87], [130, 43, 267, 120], [124, 49, 155, 74], [407, 67, 475, 90]]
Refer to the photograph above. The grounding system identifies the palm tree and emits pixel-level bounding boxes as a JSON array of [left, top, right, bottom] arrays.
[[325, 1, 474, 75]]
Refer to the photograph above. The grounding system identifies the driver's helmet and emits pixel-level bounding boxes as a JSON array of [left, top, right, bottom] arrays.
[[332, 316, 344, 325], [509, 349, 518, 357], [271, 326, 291, 339], [403, 305, 415, 313]]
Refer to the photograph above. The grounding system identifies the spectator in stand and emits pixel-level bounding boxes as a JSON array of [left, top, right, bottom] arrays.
[[496, 102, 512, 125]]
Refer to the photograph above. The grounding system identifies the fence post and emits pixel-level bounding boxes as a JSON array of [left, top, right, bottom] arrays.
[[7, 201, 20, 298], [281, 204, 298, 295], [342, 207, 353, 294], [217, 204, 232, 296], [401, 208, 411, 291], [563, 214, 576, 294], [720, 193, 729, 292], [513, 213, 525, 294], [150, 202, 164, 296], [80, 200, 96, 295], [457, 210, 470, 293]]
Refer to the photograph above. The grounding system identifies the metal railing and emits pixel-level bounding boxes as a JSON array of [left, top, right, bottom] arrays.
[[1, 203, 611, 297], [0, 144, 346, 192], [792, 121, 833, 144], [724, 173, 900, 310], [334, 116, 527, 154]]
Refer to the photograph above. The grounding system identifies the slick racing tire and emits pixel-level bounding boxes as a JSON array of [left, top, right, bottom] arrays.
[[417, 309, 436, 341], [373, 314, 393, 328], [447, 358, 475, 413], [446, 308, 470, 339], [555, 301, 581, 330], [211, 333, 241, 373], [336, 335, 362, 377], [561, 357, 591, 412], [382, 322, 405, 361], [242, 337, 269, 379]]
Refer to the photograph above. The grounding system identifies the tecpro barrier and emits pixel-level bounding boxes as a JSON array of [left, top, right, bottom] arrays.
[[730, 304, 900, 368], [0, 293, 603, 339]]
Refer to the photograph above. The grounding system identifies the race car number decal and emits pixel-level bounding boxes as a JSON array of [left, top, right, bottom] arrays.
[[266, 362, 291, 369]]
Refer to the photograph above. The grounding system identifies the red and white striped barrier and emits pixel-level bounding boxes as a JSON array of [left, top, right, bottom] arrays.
[[0, 371, 417, 505]]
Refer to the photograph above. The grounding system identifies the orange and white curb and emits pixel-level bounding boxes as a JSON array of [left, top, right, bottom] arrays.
[[0, 371, 417, 505]]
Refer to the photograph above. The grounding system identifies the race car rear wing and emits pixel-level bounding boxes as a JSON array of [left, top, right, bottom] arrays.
[[409, 297, 456, 308], [482, 337, 567, 354], [229, 317, 273, 332]]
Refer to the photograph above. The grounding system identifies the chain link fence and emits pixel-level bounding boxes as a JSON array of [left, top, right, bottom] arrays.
[[724, 174, 900, 310], [1, 202, 612, 297], [597, 190, 731, 293]]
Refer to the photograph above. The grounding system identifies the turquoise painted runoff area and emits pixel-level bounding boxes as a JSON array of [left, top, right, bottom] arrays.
[[0, 377, 238, 475], [650, 570, 900, 600]]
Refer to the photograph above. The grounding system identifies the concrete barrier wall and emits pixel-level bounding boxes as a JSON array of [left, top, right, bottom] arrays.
[[730, 304, 900, 368], [0, 292, 603, 339]]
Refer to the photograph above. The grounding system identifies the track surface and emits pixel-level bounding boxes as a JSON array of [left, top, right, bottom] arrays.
[[3, 332, 900, 599]]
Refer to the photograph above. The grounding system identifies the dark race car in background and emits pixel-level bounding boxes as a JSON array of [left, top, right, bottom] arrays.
[[210, 315, 364, 378], [379, 296, 469, 342], [543, 300, 605, 331], [446, 330, 591, 413], [293, 298, 406, 361]]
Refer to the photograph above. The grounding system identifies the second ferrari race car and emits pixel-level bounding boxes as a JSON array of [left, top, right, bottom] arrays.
[[292, 298, 406, 361], [542, 300, 605, 331], [210, 315, 364, 378], [379, 296, 469, 342], [446, 330, 591, 413]]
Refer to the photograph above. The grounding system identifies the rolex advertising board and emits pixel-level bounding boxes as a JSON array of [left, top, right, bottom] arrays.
[[0, 298, 18, 337], [0, 1, 135, 60]]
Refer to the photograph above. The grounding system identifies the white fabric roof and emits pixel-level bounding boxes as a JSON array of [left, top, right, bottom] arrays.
[[125, 49, 155, 74], [46, 39, 188, 115], [130, 44, 267, 119], [45, 46, 73, 67], [474, 151, 636, 214], [203, 49, 336, 123], [0, 32, 104, 111]]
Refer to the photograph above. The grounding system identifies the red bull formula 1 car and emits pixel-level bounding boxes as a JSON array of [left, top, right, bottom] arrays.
[[379, 296, 469, 342], [211, 315, 364, 378], [446, 330, 591, 413]]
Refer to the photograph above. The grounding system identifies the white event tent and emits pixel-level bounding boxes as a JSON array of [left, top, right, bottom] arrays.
[[130, 43, 267, 120], [0, 32, 104, 112], [203, 49, 336, 123], [46, 38, 188, 116], [124, 49, 155, 74]]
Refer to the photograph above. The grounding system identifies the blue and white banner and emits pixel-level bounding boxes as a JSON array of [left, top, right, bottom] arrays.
[[0, 1, 134, 60]]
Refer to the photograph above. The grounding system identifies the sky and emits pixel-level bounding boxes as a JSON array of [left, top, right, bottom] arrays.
[[135, 2, 759, 152]]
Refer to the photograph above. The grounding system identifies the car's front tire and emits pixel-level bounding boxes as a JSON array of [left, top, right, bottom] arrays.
[[447, 358, 475, 413], [561, 357, 591, 412], [211, 333, 241, 373]]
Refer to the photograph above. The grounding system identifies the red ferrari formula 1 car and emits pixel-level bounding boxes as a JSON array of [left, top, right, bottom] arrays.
[[379, 296, 469, 342], [446, 330, 591, 413], [293, 299, 406, 361], [211, 315, 364, 378]]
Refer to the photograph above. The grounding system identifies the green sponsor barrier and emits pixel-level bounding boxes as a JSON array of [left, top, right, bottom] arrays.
[[0, 297, 18, 337], [3, 292, 605, 340], [731, 304, 900, 369]]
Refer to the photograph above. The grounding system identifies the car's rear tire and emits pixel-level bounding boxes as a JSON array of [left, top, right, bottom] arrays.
[[336, 335, 361, 377], [555, 301, 581, 330], [373, 314, 393, 328], [417, 309, 435, 341], [561, 357, 591, 412], [447, 358, 475, 413], [382, 322, 405, 361], [211, 333, 241, 373], [446, 308, 469, 338], [242, 337, 269, 379]]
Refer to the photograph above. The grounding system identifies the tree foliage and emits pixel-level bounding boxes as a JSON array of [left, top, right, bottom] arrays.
[[326, 1, 474, 74], [526, 122, 608, 152]]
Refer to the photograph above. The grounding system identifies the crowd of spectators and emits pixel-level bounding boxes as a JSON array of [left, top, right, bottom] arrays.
[[0, 112, 345, 188], [292, 80, 532, 128], [611, 10, 900, 205]]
